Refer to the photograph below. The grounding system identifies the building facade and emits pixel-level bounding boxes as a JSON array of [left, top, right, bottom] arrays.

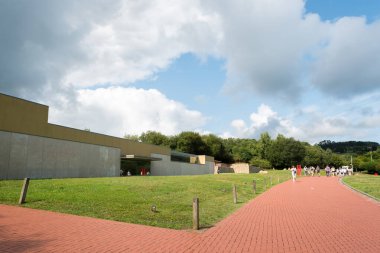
[[0, 93, 214, 179]]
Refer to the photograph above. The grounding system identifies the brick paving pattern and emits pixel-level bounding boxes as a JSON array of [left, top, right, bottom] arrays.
[[1, 177, 379, 252]]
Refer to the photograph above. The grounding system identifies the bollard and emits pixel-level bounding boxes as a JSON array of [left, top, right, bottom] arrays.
[[270, 176, 272, 186], [277, 176, 280, 183], [233, 184, 237, 204], [193, 197, 199, 230], [19, 178, 30, 204], [263, 178, 267, 191], [252, 180, 256, 194]]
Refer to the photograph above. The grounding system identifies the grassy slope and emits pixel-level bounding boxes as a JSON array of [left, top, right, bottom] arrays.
[[0, 171, 290, 229], [343, 174, 380, 200]]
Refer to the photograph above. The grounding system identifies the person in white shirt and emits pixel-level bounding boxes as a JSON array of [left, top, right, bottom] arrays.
[[291, 166, 297, 182]]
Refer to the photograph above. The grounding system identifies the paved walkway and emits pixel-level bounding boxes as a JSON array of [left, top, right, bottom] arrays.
[[1, 177, 379, 252]]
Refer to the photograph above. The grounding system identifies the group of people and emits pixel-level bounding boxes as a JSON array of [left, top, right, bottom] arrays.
[[323, 165, 353, 177], [303, 166, 321, 177], [290, 164, 353, 182], [289, 165, 321, 181], [120, 170, 151, 176]]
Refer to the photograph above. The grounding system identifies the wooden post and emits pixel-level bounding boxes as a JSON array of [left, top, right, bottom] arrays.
[[193, 197, 199, 230], [270, 176, 272, 186], [233, 185, 237, 204], [19, 178, 30, 204], [252, 180, 256, 194], [263, 178, 267, 191], [277, 176, 280, 184]]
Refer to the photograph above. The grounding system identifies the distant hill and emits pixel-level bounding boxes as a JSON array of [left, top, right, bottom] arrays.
[[317, 140, 379, 154]]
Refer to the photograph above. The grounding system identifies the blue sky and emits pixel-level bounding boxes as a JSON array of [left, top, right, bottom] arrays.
[[306, 0, 380, 21], [1, 0, 380, 143]]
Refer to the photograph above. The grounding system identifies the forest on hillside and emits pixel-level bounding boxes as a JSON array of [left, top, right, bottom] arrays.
[[125, 131, 380, 173], [317, 140, 379, 154]]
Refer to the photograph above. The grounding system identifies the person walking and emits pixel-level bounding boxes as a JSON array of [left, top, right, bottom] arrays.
[[315, 166, 320, 176], [291, 166, 297, 182], [325, 165, 331, 177], [309, 166, 314, 176]]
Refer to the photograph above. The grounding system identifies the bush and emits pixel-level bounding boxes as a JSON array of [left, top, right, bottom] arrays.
[[360, 162, 380, 174], [250, 157, 272, 170]]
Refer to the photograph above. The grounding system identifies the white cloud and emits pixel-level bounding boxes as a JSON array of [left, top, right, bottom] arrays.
[[226, 100, 380, 143], [357, 116, 380, 128], [1, 0, 380, 142], [212, 0, 326, 99], [230, 119, 248, 135], [64, 0, 222, 88], [228, 104, 300, 139], [250, 105, 277, 128], [1, 0, 380, 102], [291, 92, 380, 143], [0, 0, 221, 97], [303, 117, 350, 140], [0, 0, 122, 98], [49, 86, 207, 137], [210, 0, 380, 100], [312, 17, 380, 97]]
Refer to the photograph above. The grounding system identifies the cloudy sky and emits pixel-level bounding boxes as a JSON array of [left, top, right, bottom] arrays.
[[1, 0, 380, 144]]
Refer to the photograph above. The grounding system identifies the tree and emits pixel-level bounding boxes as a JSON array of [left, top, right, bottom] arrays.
[[360, 161, 380, 174], [225, 138, 259, 163], [318, 140, 379, 154], [349, 149, 380, 172], [140, 131, 169, 146], [329, 154, 344, 167], [258, 132, 272, 160], [221, 138, 237, 161], [232, 145, 253, 162], [250, 157, 272, 169], [267, 135, 306, 168], [202, 134, 233, 163], [168, 135, 179, 150], [124, 134, 139, 141], [303, 145, 325, 166], [322, 148, 333, 166], [175, 132, 210, 155]]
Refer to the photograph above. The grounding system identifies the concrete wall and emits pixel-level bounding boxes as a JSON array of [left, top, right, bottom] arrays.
[[0, 93, 49, 136], [0, 93, 216, 178], [150, 154, 214, 176], [197, 155, 214, 164], [0, 131, 120, 179], [230, 163, 261, 174], [214, 165, 235, 174], [0, 93, 171, 157]]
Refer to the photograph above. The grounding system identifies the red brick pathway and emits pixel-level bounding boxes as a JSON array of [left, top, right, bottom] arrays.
[[1, 177, 379, 252]]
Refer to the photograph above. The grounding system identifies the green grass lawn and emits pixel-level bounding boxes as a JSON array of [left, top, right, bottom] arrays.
[[343, 174, 380, 200], [0, 170, 290, 229]]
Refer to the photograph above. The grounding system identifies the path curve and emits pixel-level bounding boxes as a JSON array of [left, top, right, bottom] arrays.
[[1, 177, 379, 252]]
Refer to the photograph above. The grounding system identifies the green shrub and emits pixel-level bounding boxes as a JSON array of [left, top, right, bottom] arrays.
[[360, 161, 380, 174], [250, 157, 272, 169]]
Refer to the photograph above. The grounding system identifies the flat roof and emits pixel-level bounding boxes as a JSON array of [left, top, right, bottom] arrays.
[[0, 92, 49, 108], [121, 155, 162, 161], [171, 150, 197, 158]]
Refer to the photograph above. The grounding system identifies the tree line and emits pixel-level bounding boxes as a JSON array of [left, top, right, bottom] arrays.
[[124, 131, 379, 173], [317, 140, 379, 154]]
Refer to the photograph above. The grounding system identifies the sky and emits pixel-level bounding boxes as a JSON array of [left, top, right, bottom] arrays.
[[1, 0, 380, 144]]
